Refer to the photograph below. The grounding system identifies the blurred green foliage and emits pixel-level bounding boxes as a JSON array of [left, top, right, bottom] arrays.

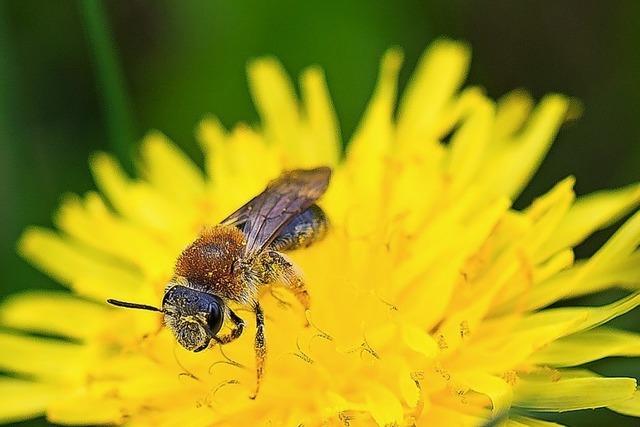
[[1, 1, 639, 425]]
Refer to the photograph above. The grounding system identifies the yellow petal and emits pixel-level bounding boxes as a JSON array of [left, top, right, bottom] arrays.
[[397, 39, 470, 144], [401, 322, 439, 359], [533, 249, 574, 284], [539, 183, 640, 259], [584, 251, 640, 292], [199, 122, 281, 215], [89, 152, 130, 214], [148, 406, 221, 427], [345, 48, 402, 213], [0, 333, 87, 382], [477, 95, 569, 199], [348, 48, 402, 153], [508, 415, 565, 426], [564, 209, 640, 298], [247, 57, 302, 163], [54, 193, 175, 279], [426, 198, 511, 342], [47, 393, 125, 425], [0, 378, 61, 424], [300, 66, 341, 166], [529, 327, 640, 367], [432, 86, 485, 142], [568, 291, 640, 335], [91, 152, 193, 238], [477, 183, 571, 314], [138, 131, 205, 201], [365, 384, 404, 426], [514, 209, 640, 310], [0, 291, 108, 340], [446, 97, 495, 194], [18, 227, 146, 302], [493, 89, 534, 139], [428, 404, 488, 426], [523, 177, 575, 262], [514, 373, 636, 411], [447, 310, 585, 372], [458, 372, 512, 416], [508, 291, 640, 345], [573, 193, 640, 265], [199, 117, 281, 215], [398, 365, 424, 413], [196, 115, 228, 187], [609, 389, 640, 417]]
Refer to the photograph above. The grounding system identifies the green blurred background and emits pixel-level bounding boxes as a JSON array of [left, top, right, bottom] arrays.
[[1, 1, 639, 425]]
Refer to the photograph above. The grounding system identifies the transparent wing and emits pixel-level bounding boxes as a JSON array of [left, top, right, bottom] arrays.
[[220, 167, 331, 258]]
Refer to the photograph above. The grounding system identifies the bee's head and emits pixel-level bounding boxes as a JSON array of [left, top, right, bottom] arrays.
[[107, 284, 225, 353], [162, 285, 225, 352]]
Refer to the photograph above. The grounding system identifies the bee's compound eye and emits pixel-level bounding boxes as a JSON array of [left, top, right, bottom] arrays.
[[206, 298, 224, 336]]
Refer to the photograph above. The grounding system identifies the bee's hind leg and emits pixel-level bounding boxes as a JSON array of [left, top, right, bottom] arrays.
[[250, 302, 266, 399], [263, 250, 310, 315]]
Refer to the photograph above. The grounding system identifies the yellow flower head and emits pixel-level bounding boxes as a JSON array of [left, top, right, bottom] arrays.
[[2, 40, 640, 426]]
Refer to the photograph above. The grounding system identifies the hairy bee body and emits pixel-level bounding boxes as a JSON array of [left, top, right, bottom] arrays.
[[174, 204, 328, 305], [175, 225, 253, 303]]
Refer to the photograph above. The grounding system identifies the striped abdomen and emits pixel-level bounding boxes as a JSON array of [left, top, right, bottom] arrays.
[[270, 204, 328, 252]]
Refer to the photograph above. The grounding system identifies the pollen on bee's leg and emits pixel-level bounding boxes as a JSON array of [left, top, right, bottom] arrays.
[[250, 303, 267, 400]]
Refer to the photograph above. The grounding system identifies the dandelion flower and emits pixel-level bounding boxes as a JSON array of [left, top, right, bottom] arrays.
[[3, 40, 640, 426]]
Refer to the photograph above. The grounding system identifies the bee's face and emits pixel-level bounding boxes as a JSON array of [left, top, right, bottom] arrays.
[[172, 319, 210, 352], [162, 284, 225, 352]]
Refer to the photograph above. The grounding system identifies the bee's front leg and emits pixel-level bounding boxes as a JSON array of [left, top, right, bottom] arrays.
[[214, 308, 245, 344], [250, 302, 266, 399]]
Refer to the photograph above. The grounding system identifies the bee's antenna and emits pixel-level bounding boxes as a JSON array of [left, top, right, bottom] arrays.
[[107, 299, 162, 312]]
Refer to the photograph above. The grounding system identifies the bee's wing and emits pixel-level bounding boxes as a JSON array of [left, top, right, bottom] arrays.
[[221, 167, 331, 258], [220, 194, 259, 229]]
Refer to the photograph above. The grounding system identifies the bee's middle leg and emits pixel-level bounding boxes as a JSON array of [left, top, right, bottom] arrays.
[[214, 308, 245, 344]]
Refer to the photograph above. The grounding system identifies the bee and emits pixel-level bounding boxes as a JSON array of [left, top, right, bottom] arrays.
[[107, 167, 331, 398]]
